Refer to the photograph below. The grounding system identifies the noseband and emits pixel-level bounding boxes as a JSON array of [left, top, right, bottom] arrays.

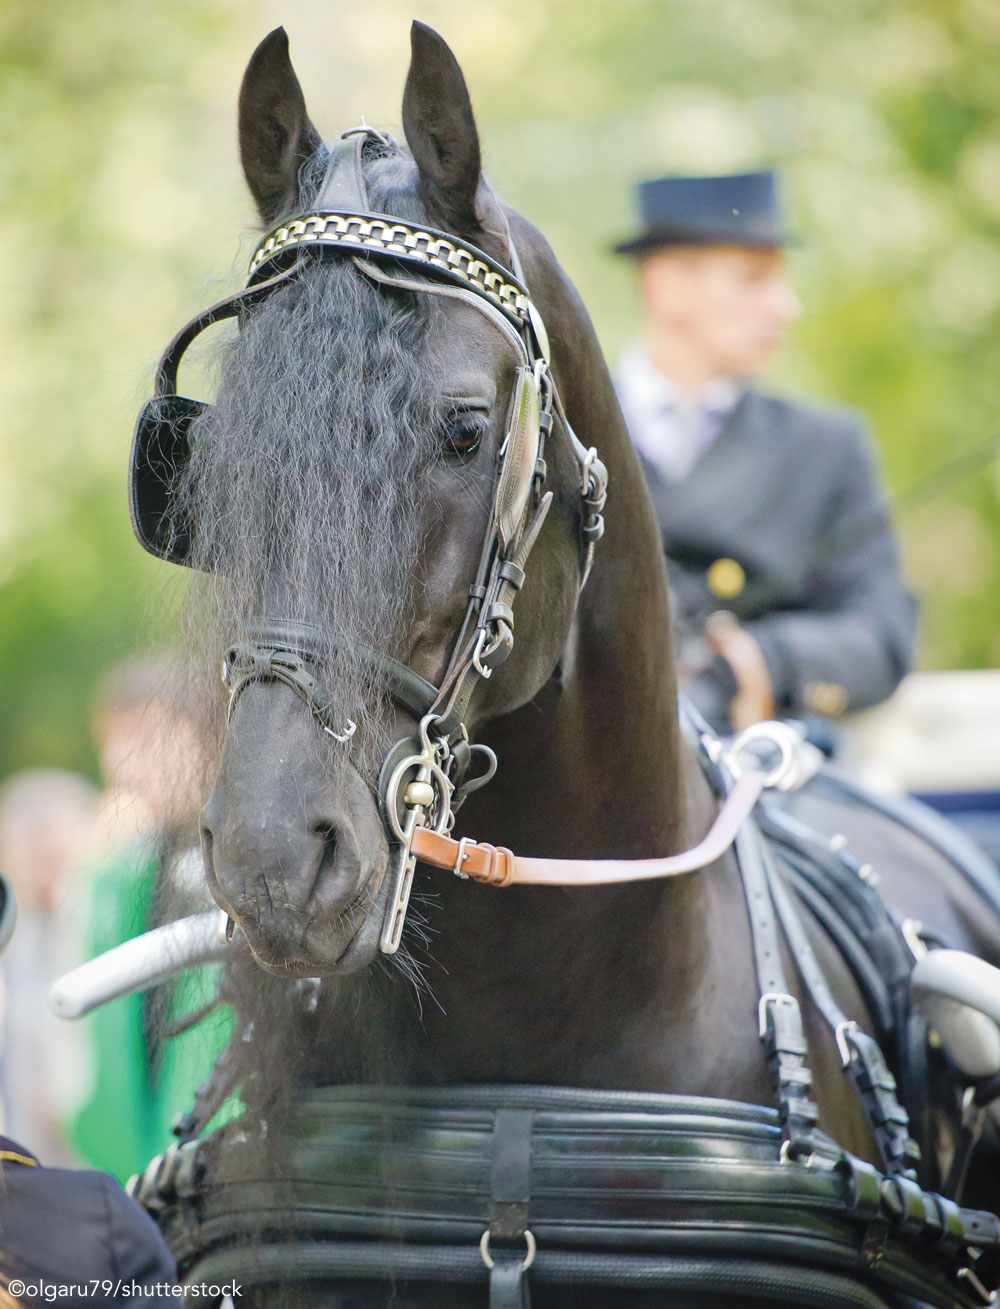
[[129, 126, 608, 953]]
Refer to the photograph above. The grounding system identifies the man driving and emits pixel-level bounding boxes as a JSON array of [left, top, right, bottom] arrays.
[[613, 170, 916, 733]]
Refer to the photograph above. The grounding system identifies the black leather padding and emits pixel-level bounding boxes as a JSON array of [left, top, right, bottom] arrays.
[[313, 132, 370, 214], [129, 393, 204, 564], [133, 1083, 994, 1307]]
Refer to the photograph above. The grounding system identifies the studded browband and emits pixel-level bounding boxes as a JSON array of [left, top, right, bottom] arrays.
[[249, 211, 529, 326], [246, 126, 530, 328]]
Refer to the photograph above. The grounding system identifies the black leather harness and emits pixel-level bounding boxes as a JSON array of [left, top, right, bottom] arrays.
[[136, 1083, 996, 1309], [133, 714, 1000, 1308]]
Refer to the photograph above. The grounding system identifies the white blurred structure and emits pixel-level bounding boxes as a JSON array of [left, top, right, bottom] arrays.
[[841, 670, 1000, 795], [0, 769, 98, 1164]]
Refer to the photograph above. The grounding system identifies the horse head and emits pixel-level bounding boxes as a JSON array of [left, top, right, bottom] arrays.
[[168, 25, 601, 977]]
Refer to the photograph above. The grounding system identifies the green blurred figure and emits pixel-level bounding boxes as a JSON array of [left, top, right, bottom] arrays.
[[67, 657, 236, 1183]]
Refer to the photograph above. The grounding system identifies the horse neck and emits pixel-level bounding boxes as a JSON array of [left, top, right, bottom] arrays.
[[470, 235, 703, 862], [320, 241, 732, 1090]]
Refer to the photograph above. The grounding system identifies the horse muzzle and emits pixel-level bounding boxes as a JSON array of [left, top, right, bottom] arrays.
[[200, 768, 390, 976]]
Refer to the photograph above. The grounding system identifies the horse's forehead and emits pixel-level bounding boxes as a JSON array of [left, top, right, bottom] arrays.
[[365, 154, 423, 218], [424, 297, 516, 386]]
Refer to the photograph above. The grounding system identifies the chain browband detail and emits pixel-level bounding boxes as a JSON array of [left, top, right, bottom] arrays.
[[249, 212, 530, 325]]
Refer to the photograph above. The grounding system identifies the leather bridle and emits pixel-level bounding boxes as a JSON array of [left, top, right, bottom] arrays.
[[129, 126, 608, 953], [128, 130, 813, 963]]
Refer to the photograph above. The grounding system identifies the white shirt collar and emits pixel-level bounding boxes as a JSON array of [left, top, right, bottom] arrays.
[[615, 340, 743, 415], [614, 341, 744, 481]]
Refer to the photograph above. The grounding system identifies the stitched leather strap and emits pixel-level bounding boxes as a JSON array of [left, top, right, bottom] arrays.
[[490, 1109, 533, 1239], [765, 850, 921, 1178], [734, 818, 826, 1162], [487, 1109, 534, 1309], [490, 1254, 531, 1309]]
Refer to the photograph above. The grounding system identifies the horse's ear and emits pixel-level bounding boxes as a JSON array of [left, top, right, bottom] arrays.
[[402, 21, 483, 234], [239, 28, 321, 226]]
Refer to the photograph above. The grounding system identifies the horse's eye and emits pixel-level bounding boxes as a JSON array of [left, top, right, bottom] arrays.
[[442, 408, 489, 458]]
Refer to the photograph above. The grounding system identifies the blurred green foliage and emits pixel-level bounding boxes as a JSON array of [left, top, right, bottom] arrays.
[[2, 0, 999, 779]]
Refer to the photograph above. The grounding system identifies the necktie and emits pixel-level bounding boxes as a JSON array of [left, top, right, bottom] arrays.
[[663, 398, 703, 481]]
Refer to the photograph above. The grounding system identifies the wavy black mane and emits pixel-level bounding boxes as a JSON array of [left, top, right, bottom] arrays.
[[179, 149, 446, 773], [166, 150, 457, 1147]]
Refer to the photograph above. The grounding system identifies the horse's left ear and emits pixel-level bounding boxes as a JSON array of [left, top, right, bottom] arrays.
[[402, 21, 484, 234]]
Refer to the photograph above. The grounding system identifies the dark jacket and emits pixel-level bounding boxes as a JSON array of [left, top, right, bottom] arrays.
[[0, 1135, 177, 1302], [639, 387, 917, 717]]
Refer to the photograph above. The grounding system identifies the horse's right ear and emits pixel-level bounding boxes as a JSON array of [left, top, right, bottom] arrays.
[[402, 21, 483, 235], [239, 28, 321, 226]]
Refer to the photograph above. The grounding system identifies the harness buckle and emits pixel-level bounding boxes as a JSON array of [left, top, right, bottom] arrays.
[[473, 623, 514, 677], [454, 836, 475, 880], [758, 991, 799, 1039]]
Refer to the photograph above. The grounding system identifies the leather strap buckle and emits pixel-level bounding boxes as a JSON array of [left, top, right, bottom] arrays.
[[408, 829, 515, 887], [454, 836, 475, 880], [758, 991, 799, 1039]]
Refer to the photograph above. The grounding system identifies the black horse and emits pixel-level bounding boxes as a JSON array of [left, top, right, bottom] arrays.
[[129, 22, 1000, 1308]]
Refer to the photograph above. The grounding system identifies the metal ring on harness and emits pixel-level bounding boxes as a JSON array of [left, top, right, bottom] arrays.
[[728, 720, 802, 790], [384, 756, 454, 844], [479, 1229, 536, 1273]]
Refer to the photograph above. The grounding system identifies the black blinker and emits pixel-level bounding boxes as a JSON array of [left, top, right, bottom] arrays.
[[129, 393, 206, 565]]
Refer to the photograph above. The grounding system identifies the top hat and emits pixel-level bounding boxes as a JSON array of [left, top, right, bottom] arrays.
[[614, 170, 792, 256], [0, 871, 16, 955]]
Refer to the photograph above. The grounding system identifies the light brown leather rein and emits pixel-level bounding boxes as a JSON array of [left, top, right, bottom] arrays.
[[410, 769, 768, 887], [407, 721, 825, 889]]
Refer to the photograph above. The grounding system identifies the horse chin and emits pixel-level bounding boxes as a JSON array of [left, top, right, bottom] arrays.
[[238, 872, 389, 978]]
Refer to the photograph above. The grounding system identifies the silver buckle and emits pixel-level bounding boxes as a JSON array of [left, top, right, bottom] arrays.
[[758, 991, 798, 1039], [453, 836, 476, 880]]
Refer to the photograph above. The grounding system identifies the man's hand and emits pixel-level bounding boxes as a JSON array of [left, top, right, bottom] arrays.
[[705, 611, 775, 730]]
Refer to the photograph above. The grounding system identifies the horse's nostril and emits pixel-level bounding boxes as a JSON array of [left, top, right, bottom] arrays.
[[200, 822, 215, 875], [314, 824, 339, 873]]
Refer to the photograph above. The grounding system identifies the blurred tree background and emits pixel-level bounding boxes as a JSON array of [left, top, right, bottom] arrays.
[[2, 0, 999, 780]]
